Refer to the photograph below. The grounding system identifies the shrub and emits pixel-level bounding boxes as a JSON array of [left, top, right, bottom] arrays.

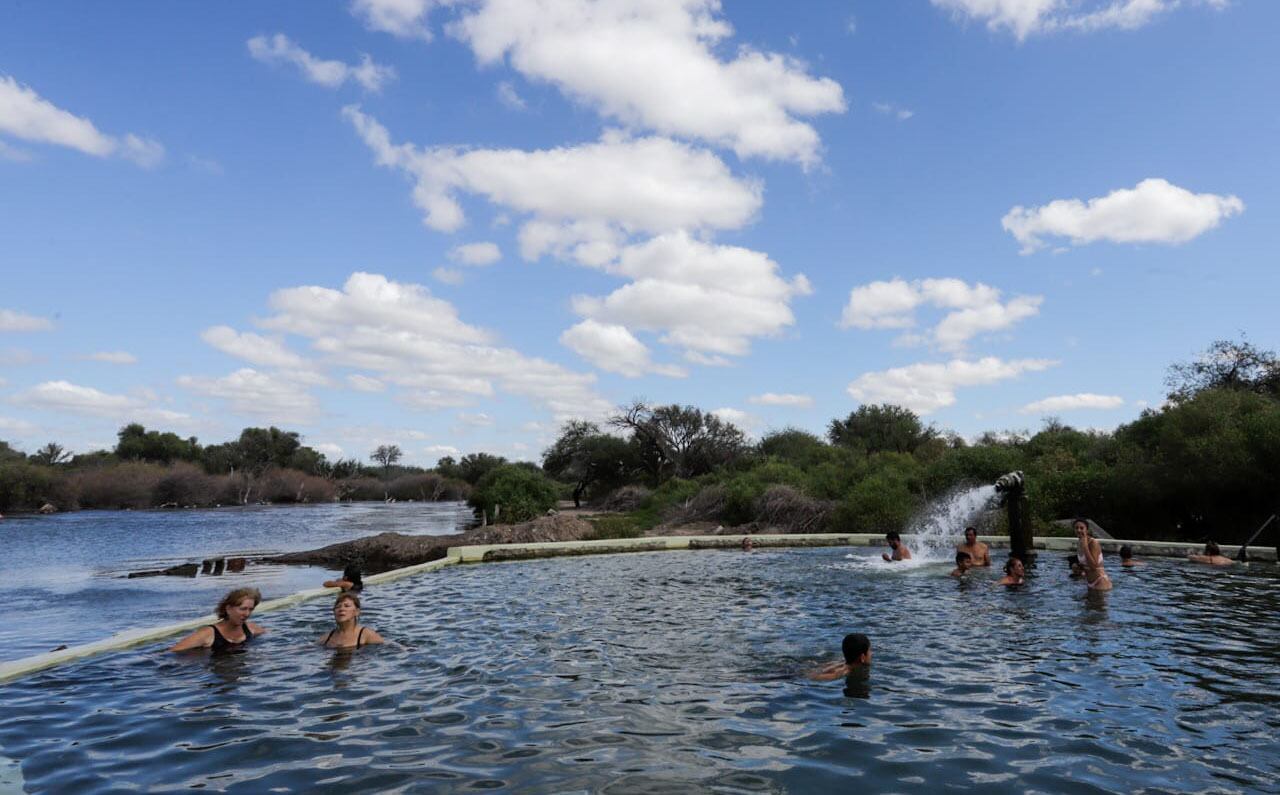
[[338, 477, 387, 501], [664, 484, 727, 525], [600, 485, 651, 512], [755, 485, 833, 533], [152, 462, 219, 506], [586, 515, 645, 540], [255, 469, 339, 503], [0, 461, 65, 512], [72, 462, 165, 509], [469, 465, 559, 523]]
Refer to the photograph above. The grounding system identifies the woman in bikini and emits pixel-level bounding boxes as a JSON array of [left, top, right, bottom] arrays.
[[171, 587, 268, 653], [1074, 518, 1112, 591], [320, 591, 385, 649]]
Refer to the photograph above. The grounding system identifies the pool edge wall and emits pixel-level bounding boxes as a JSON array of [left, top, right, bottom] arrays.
[[0, 533, 1268, 684]]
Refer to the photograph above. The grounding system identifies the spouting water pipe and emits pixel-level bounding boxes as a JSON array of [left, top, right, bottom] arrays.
[[995, 471, 1035, 565]]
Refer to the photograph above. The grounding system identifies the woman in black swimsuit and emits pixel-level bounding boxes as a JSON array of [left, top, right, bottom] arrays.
[[320, 591, 384, 649], [171, 587, 268, 653]]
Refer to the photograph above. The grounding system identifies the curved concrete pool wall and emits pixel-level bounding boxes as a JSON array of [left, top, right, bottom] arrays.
[[0, 533, 1269, 684]]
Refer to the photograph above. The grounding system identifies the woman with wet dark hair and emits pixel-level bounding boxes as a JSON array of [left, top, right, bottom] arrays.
[[323, 563, 364, 592], [1074, 518, 1112, 591], [998, 556, 1025, 586]]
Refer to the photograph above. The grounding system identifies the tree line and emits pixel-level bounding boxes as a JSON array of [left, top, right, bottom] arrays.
[[2, 338, 1277, 544]]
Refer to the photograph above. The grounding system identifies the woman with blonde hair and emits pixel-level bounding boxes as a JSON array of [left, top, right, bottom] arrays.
[[319, 591, 384, 649], [171, 587, 268, 652]]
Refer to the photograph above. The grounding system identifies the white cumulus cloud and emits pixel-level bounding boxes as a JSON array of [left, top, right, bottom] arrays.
[[1003, 178, 1243, 254], [848, 356, 1057, 414], [0, 309, 54, 332], [748, 392, 814, 408], [560, 319, 686, 378], [201, 326, 310, 370], [932, 0, 1229, 40], [841, 278, 1041, 352], [177, 368, 321, 420], [0, 75, 163, 167], [447, 0, 846, 166], [351, 0, 436, 39], [248, 34, 396, 92], [87, 351, 138, 365], [1020, 393, 1124, 414], [448, 241, 502, 266]]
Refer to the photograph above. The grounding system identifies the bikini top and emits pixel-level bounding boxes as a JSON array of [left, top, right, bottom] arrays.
[[324, 626, 367, 648], [209, 623, 253, 653]]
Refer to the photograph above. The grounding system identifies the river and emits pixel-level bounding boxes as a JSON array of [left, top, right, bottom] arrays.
[[0, 502, 474, 661]]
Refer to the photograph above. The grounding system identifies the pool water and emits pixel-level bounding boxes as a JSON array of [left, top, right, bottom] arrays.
[[2, 548, 1278, 793]]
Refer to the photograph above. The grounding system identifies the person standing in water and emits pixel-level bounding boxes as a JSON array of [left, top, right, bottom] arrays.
[[956, 527, 991, 567], [319, 592, 384, 649], [172, 587, 267, 653], [808, 633, 872, 681], [882, 531, 912, 562], [1074, 518, 1112, 591]]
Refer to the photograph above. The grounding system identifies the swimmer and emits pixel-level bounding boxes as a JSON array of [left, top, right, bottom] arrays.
[[882, 531, 912, 562], [319, 592, 384, 648], [808, 633, 872, 681], [1188, 541, 1235, 566], [950, 551, 973, 578], [1119, 545, 1142, 567], [1074, 518, 1112, 591], [957, 527, 992, 567], [998, 556, 1025, 586], [1066, 554, 1085, 578], [741, 536, 754, 552], [171, 587, 267, 652], [323, 563, 364, 592]]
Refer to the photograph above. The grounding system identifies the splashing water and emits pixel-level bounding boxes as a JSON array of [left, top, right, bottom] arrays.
[[906, 484, 998, 561]]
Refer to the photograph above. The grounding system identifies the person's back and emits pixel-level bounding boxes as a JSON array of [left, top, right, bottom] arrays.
[[1188, 541, 1235, 566]]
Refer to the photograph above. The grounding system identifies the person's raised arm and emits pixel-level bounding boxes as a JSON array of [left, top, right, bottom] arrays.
[[323, 578, 354, 590], [170, 626, 214, 653]]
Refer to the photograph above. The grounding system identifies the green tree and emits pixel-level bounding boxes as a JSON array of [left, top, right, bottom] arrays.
[[370, 444, 403, 475], [29, 442, 71, 466], [610, 401, 747, 481], [828, 404, 936, 455], [114, 423, 201, 464], [542, 420, 636, 507], [468, 464, 559, 523], [1166, 338, 1280, 401]]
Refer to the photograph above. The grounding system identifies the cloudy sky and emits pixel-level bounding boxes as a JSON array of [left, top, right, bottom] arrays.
[[1, 0, 1274, 464]]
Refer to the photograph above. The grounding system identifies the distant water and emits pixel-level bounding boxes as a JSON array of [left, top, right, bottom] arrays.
[[0, 502, 475, 660], [1, 548, 1277, 792]]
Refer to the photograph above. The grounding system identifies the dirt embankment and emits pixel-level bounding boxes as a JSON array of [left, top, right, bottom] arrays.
[[264, 513, 597, 573]]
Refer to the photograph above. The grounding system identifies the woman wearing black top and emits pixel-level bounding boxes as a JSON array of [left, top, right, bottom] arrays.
[[171, 587, 268, 652], [320, 592, 384, 648]]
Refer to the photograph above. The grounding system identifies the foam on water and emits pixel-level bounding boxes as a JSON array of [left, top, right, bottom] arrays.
[[906, 484, 998, 561]]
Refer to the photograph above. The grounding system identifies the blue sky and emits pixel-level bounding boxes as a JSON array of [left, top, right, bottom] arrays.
[[1, 0, 1275, 465]]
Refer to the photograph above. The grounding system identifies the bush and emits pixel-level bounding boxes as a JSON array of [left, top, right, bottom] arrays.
[[664, 484, 727, 525], [338, 476, 387, 501], [469, 465, 559, 523], [152, 462, 219, 506], [72, 462, 165, 509], [586, 515, 646, 540], [0, 461, 64, 512], [755, 485, 833, 533], [256, 469, 338, 503], [600, 485, 651, 512]]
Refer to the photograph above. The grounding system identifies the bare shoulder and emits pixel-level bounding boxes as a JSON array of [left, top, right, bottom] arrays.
[[171, 625, 214, 652], [249, 622, 268, 635], [363, 628, 386, 645]]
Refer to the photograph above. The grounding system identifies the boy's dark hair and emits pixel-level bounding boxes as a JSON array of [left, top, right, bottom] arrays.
[[1119, 545, 1133, 560], [886, 531, 901, 542], [1204, 540, 1221, 556], [1065, 554, 1081, 569], [842, 633, 871, 664], [964, 526, 978, 536], [955, 551, 971, 565], [342, 563, 364, 591]]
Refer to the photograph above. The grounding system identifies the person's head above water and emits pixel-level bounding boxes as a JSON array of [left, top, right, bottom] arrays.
[[964, 527, 978, 543], [342, 563, 363, 588], [1073, 517, 1092, 536], [1005, 556, 1025, 577], [842, 633, 871, 665], [885, 531, 902, 547], [217, 587, 262, 621], [333, 591, 361, 623], [1119, 545, 1133, 560], [1204, 540, 1221, 556], [955, 550, 971, 567]]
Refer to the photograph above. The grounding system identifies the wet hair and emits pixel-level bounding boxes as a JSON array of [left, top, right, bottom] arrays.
[[216, 587, 262, 619], [842, 633, 871, 664], [886, 531, 901, 543], [955, 551, 971, 565], [1204, 541, 1221, 556], [342, 563, 364, 592], [1004, 556, 1023, 575], [334, 591, 361, 611], [1119, 545, 1133, 560], [964, 526, 978, 538], [1072, 517, 1091, 533]]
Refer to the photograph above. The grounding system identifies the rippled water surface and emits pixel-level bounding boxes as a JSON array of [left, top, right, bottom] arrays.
[[0, 502, 474, 660], [2, 548, 1279, 793]]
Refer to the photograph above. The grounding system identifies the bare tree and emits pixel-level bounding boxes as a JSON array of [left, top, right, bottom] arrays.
[[369, 444, 403, 474], [609, 401, 746, 481]]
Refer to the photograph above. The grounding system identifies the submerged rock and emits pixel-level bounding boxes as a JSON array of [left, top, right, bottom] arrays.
[[127, 562, 199, 579], [266, 514, 596, 573]]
